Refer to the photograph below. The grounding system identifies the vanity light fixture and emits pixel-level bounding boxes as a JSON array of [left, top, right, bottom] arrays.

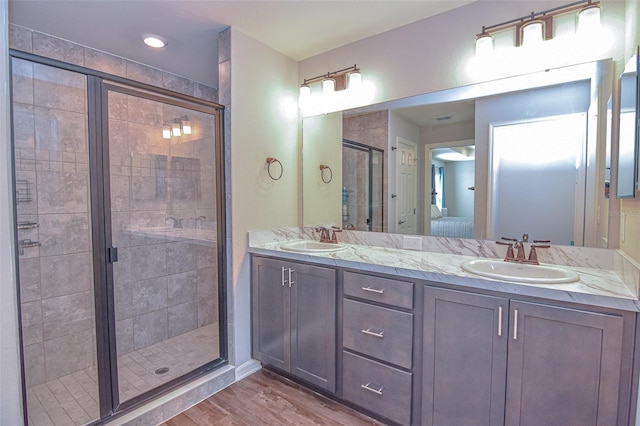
[[475, 0, 600, 54], [142, 34, 167, 49], [299, 64, 362, 98]]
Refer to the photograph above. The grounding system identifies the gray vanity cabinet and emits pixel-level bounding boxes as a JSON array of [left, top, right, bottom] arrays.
[[423, 287, 625, 426], [422, 287, 508, 426], [505, 300, 624, 426], [251, 256, 337, 393]]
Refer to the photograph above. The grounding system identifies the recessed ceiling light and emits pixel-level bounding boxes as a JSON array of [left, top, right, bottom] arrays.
[[142, 34, 167, 49]]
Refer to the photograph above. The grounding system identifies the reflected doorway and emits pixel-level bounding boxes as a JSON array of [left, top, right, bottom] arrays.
[[342, 140, 384, 232]]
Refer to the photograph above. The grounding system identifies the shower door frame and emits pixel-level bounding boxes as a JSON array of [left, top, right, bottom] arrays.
[[9, 50, 228, 424]]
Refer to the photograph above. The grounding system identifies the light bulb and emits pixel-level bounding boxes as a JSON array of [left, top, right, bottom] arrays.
[[299, 84, 311, 105], [172, 122, 181, 137], [181, 120, 192, 135], [521, 21, 544, 46], [577, 5, 601, 34], [142, 35, 167, 48], [322, 78, 335, 95], [162, 125, 171, 139], [348, 71, 362, 89], [475, 34, 494, 57]]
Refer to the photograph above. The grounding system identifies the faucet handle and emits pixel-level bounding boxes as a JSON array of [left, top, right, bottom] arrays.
[[533, 239, 550, 244], [496, 241, 515, 261], [527, 244, 549, 264], [330, 228, 342, 243]]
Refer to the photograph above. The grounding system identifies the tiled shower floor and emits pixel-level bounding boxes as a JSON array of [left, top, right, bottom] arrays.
[[26, 324, 219, 426]]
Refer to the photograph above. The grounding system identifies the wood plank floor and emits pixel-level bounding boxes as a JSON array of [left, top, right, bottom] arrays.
[[161, 369, 384, 425]]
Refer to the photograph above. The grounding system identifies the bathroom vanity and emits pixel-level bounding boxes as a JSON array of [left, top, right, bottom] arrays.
[[249, 228, 640, 426]]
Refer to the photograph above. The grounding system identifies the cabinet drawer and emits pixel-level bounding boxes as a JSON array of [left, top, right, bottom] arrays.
[[343, 299, 413, 368], [344, 271, 414, 309], [343, 351, 412, 425]]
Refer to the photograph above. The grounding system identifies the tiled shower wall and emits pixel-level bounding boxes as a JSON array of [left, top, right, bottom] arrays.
[[13, 58, 94, 389]]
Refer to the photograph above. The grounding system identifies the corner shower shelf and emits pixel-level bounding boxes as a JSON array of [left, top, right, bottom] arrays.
[[17, 221, 39, 230], [18, 239, 41, 249], [16, 180, 33, 202]]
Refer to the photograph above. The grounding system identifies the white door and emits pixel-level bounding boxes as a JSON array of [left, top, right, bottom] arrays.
[[489, 114, 586, 245], [396, 137, 418, 234]]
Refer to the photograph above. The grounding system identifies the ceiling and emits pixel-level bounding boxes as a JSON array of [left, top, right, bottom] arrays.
[[8, 0, 475, 86]]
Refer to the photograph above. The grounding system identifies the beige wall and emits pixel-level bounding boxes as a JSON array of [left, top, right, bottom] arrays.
[[302, 113, 342, 227], [229, 28, 299, 366]]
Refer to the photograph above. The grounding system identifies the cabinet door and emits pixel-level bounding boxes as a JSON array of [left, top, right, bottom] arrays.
[[506, 301, 624, 426], [290, 262, 337, 392], [422, 287, 508, 426], [252, 257, 290, 371]]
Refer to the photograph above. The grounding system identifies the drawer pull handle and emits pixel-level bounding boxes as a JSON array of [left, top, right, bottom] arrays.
[[361, 382, 384, 396], [361, 328, 384, 338], [361, 286, 384, 294]]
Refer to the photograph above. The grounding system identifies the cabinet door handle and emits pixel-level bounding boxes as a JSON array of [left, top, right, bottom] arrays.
[[361, 286, 384, 294], [281, 266, 287, 286], [513, 309, 519, 340], [288, 268, 294, 288], [361, 328, 384, 338], [498, 306, 503, 337], [361, 382, 384, 396]]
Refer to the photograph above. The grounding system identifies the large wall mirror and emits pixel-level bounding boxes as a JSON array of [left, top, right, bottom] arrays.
[[302, 60, 613, 247], [616, 48, 639, 198]]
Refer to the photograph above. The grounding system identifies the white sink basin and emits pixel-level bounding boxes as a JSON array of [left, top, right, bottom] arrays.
[[280, 240, 348, 253], [461, 259, 580, 284]]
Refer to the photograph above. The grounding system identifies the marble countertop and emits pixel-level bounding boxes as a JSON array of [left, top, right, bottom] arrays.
[[249, 239, 640, 312]]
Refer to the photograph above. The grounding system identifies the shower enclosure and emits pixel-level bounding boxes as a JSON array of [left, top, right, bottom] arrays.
[[342, 139, 384, 232], [10, 54, 226, 426]]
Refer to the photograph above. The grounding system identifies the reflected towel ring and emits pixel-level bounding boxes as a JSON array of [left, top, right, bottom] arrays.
[[266, 157, 283, 180], [320, 164, 333, 183]]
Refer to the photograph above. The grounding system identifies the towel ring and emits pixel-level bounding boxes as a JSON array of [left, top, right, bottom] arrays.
[[266, 157, 283, 180], [320, 164, 333, 183]]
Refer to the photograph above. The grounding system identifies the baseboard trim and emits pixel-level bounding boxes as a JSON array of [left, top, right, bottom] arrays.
[[234, 359, 262, 381]]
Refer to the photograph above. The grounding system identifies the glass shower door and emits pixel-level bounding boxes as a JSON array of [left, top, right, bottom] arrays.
[[11, 58, 100, 425], [106, 87, 221, 404]]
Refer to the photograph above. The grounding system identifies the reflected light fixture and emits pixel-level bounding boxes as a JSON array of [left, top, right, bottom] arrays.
[[475, 0, 600, 54], [162, 115, 192, 140], [142, 34, 167, 49]]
